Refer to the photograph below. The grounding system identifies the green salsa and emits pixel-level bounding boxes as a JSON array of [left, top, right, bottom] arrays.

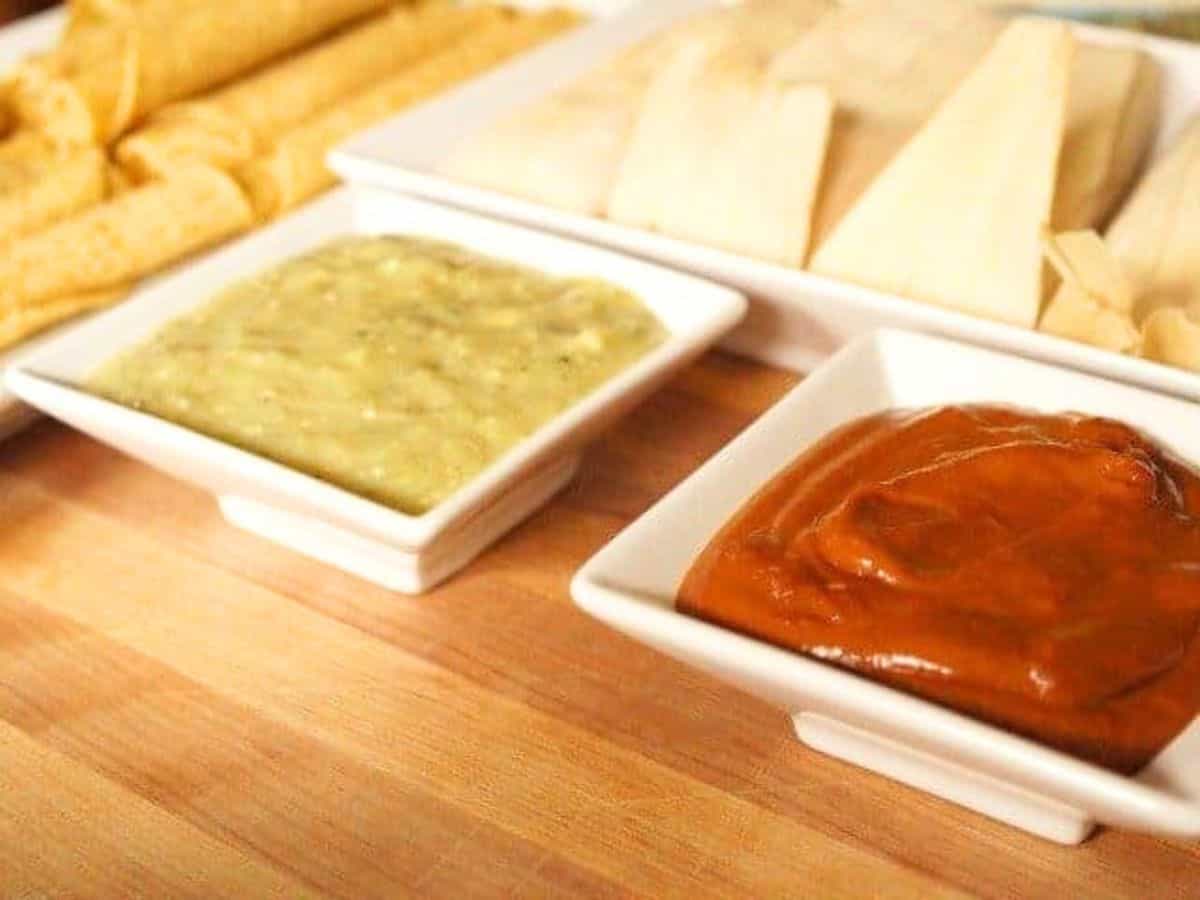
[[90, 236, 666, 514]]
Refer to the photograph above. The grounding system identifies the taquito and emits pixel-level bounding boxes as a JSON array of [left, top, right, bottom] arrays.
[[117, 4, 492, 180], [0, 165, 252, 350], [238, 9, 579, 219]]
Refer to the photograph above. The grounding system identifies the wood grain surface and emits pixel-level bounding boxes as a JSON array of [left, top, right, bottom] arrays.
[[0, 351, 1197, 898]]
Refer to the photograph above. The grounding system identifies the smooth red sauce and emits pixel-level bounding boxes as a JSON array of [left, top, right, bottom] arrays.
[[678, 406, 1200, 773]]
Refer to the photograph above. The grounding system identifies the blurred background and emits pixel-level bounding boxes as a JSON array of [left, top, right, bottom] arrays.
[[0, 0, 52, 22], [2, 1, 1200, 34]]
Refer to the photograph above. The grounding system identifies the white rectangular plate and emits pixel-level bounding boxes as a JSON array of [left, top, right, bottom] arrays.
[[7, 186, 745, 592], [571, 329, 1200, 844], [331, 1, 1200, 399]]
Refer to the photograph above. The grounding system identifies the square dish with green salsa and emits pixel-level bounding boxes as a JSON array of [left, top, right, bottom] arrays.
[[89, 235, 666, 515]]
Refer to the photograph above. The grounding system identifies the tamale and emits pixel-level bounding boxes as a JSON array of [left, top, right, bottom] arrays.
[[693, 78, 832, 266], [607, 0, 836, 266], [1053, 44, 1161, 233], [1142, 307, 1200, 372], [443, 0, 830, 217], [809, 19, 1073, 329], [442, 75, 643, 216], [610, 38, 832, 266], [771, 0, 1006, 250], [684, 0, 835, 59], [1040, 118, 1200, 371], [1105, 117, 1200, 324], [605, 40, 707, 238], [439, 20, 680, 217]]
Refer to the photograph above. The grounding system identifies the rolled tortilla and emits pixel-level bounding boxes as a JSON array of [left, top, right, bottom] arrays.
[[14, 0, 395, 144], [65, 0, 132, 30], [66, 0, 189, 28], [238, 9, 580, 219], [62, 0, 132, 46], [8, 29, 138, 147], [0, 129, 63, 177], [0, 285, 128, 349], [0, 166, 252, 328], [116, 103, 250, 184], [106, 163, 137, 196], [0, 80, 15, 140], [117, 5, 493, 181], [0, 137, 109, 245]]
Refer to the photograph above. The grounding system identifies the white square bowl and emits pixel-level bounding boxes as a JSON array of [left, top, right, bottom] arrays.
[[6, 186, 745, 593], [571, 329, 1200, 845]]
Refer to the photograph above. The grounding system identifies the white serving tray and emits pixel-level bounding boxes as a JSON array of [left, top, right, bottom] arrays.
[[331, 0, 1200, 400], [7, 186, 745, 592], [571, 329, 1200, 844]]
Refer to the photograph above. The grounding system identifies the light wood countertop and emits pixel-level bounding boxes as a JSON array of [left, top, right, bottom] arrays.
[[1, 352, 1197, 898]]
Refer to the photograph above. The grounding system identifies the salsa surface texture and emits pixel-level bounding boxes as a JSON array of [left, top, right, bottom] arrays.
[[678, 405, 1200, 773], [89, 235, 665, 514]]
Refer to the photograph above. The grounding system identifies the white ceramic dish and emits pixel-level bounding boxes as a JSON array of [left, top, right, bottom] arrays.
[[571, 329, 1200, 845], [6, 186, 745, 592], [331, 0, 1200, 400]]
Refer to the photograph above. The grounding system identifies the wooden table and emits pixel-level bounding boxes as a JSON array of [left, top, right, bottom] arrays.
[[0, 352, 1197, 898]]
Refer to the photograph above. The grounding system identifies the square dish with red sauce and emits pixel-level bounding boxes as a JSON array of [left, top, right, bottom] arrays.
[[571, 329, 1200, 844]]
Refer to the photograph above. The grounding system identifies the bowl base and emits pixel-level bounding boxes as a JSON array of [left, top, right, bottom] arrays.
[[792, 712, 1096, 845], [218, 452, 581, 594]]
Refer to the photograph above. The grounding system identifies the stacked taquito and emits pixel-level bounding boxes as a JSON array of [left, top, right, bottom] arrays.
[[0, 0, 578, 350]]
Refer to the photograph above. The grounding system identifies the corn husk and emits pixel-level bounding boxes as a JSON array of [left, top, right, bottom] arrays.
[[1105, 116, 1200, 324], [609, 38, 833, 266], [1141, 307, 1200, 372], [810, 18, 1073, 328], [1039, 229, 1139, 352], [443, 0, 830, 217], [1053, 44, 1161, 233], [443, 76, 644, 217], [772, 0, 1006, 250]]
